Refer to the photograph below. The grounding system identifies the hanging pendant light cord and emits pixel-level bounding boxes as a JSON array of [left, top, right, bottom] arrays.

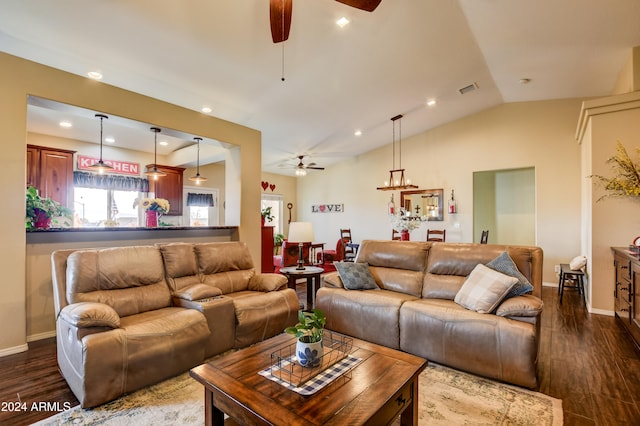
[[281, 0, 286, 82]]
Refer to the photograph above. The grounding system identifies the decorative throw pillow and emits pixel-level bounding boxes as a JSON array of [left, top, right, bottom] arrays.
[[334, 262, 379, 290], [454, 264, 518, 313], [486, 251, 534, 299], [569, 255, 587, 271]]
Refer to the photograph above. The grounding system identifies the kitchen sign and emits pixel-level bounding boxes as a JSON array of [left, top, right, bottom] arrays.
[[311, 204, 344, 213], [77, 155, 140, 176]]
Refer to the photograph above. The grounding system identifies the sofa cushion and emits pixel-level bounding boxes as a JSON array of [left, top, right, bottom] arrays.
[[454, 264, 517, 313], [174, 283, 222, 301], [335, 262, 379, 290], [66, 246, 171, 317], [486, 251, 534, 299]]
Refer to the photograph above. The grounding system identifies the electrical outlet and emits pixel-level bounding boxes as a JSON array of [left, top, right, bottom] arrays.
[[554, 264, 560, 273]]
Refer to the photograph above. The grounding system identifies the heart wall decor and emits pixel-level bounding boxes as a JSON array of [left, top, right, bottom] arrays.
[[261, 181, 277, 192]]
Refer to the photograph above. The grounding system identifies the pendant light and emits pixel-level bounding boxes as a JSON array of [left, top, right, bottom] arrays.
[[189, 136, 208, 185], [88, 113, 113, 174], [376, 114, 418, 191], [145, 127, 167, 180]]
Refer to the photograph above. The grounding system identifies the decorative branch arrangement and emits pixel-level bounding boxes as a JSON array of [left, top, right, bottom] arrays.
[[591, 141, 640, 201]]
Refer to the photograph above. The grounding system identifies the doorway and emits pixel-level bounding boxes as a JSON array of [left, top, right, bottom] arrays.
[[473, 167, 535, 245]]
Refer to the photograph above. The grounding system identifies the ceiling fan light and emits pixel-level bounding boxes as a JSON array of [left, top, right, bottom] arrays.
[[295, 168, 307, 177]]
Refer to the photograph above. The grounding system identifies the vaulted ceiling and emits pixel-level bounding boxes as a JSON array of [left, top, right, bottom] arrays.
[[2, 0, 639, 175]]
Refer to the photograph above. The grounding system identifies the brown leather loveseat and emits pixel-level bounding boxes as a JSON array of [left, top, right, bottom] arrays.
[[316, 240, 543, 389], [51, 241, 298, 408]]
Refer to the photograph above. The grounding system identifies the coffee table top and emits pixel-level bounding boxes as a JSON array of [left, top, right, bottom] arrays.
[[279, 266, 324, 275], [190, 333, 427, 425]]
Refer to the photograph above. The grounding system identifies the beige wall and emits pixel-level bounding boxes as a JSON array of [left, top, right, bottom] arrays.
[[297, 99, 584, 288], [578, 91, 640, 312], [261, 172, 298, 234], [0, 52, 261, 355]]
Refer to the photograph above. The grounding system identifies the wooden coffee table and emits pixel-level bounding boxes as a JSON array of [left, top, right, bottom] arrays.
[[190, 333, 427, 425]]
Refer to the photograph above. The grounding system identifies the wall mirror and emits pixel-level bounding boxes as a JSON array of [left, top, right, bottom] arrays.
[[400, 189, 444, 221]]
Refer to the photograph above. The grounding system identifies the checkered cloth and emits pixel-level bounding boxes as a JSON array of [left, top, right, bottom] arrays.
[[258, 355, 361, 395]]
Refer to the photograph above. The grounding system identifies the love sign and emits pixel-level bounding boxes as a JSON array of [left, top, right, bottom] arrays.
[[311, 204, 344, 213]]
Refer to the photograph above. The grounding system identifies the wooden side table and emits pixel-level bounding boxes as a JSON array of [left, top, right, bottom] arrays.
[[280, 266, 324, 310]]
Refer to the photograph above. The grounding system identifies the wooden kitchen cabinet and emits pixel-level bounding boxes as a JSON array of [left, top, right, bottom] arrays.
[[146, 164, 185, 216], [27, 144, 76, 209]]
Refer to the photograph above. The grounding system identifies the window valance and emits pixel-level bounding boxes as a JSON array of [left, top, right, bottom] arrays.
[[186, 192, 215, 207], [74, 171, 149, 192]]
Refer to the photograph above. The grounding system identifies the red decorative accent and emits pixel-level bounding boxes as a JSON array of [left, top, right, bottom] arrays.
[[401, 230, 410, 241], [34, 209, 51, 229], [269, 184, 276, 191], [261, 181, 269, 190], [145, 210, 159, 227]]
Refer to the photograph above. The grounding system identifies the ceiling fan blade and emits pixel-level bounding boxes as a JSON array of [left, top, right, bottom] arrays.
[[306, 166, 325, 170], [335, 0, 382, 12], [270, 0, 293, 43]]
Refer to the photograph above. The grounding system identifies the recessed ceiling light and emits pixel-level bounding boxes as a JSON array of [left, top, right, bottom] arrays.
[[159, 141, 168, 146], [336, 17, 350, 27], [201, 106, 212, 113], [59, 121, 72, 128], [87, 71, 103, 80], [105, 137, 115, 143], [427, 99, 437, 107], [354, 130, 362, 136]]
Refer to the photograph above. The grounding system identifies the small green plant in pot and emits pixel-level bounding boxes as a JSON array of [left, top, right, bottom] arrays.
[[25, 186, 72, 229], [261, 206, 274, 226], [285, 309, 326, 367]]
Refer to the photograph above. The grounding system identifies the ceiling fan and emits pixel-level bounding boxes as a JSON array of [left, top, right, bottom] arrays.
[[270, 0, 382, 43], [282, 155, 325, 176]]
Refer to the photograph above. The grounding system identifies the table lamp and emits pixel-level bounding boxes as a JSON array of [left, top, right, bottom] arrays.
[[288, 222, 314, 270]]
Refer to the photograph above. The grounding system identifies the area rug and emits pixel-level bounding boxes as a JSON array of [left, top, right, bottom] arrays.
[[32, 364, 562, 425]]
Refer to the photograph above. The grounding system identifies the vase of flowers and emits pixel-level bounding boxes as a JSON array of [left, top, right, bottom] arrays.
[[134, 198, 170, 227], [591, 141, 640, 201], [389, 208, 422, 241]]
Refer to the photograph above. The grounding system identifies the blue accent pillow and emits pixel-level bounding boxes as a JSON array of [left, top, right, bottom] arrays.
[[486, 252, 534, 299], [334, 262, 379, 290]]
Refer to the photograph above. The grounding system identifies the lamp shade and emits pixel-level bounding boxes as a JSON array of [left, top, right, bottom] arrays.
[[288, 222, 314, 242]]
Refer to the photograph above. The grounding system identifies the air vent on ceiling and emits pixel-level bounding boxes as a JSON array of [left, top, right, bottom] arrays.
[[458, 82, 479, 95]]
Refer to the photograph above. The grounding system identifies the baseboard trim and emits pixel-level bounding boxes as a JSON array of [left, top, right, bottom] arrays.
[[0, 343, 29, 358], [27, 330, 57, 342], [542, 281, 558, 288], [589, 307, 614, 316]]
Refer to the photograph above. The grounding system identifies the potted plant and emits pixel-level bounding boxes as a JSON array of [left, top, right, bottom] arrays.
[[261, 206, 274, 226], [274, 232, 284, 254], [25, 186, 72, 229], [285, 309, 326, 367]]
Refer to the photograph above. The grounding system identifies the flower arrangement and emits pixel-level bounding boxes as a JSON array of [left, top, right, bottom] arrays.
[[133, 198, 170, 214], [389, 208, 423, 232], [591, 141, 640, 201]]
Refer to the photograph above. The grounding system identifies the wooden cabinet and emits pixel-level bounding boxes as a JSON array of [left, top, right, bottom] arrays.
[[261, 226, 274, 273], [27, 144, 76, 209], [146, 165, 185, 216], [612, 248, 640, 347]]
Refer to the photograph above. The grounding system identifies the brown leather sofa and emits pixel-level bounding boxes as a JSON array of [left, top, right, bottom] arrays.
[[316, 240, 544, 389], [51, 241, 298, 408]]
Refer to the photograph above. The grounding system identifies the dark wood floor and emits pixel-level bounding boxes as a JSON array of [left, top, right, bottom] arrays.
[[1, 286, 639, 425]]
